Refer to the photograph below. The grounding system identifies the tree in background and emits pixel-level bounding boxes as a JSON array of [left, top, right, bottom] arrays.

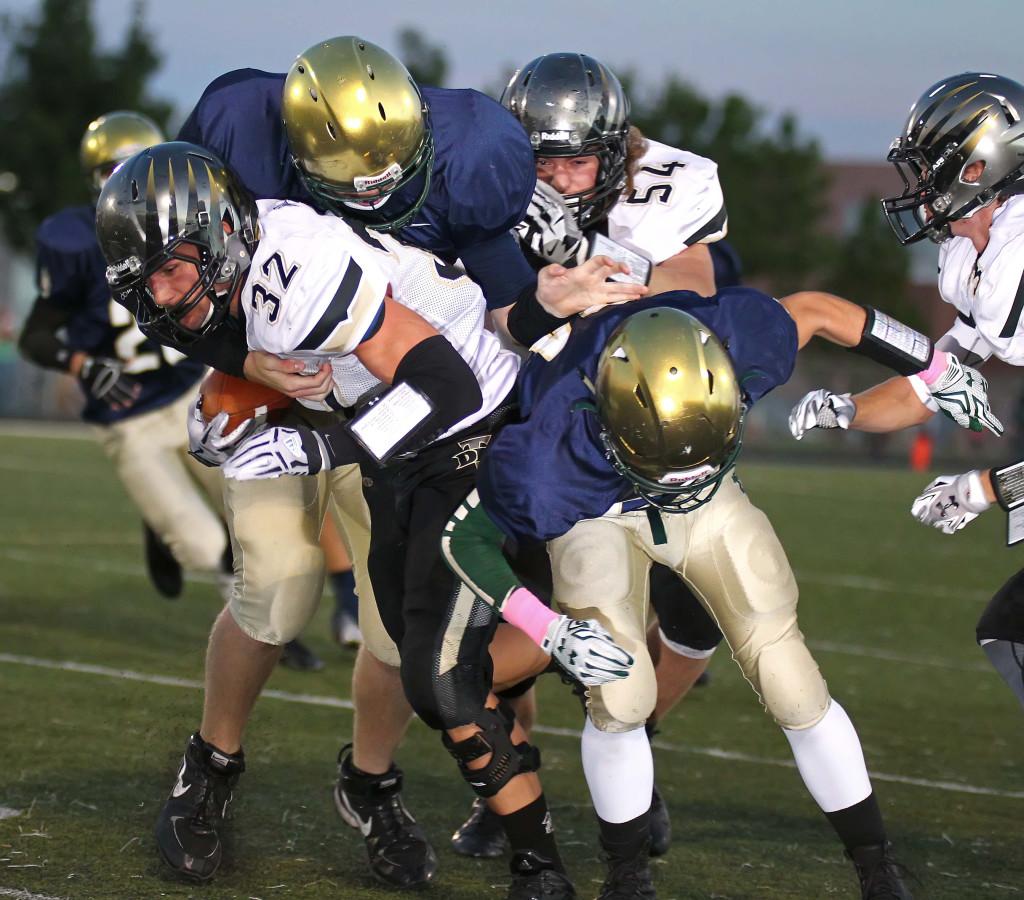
[[398, 27, 448, 87], [627, 75, 831, 295], [0, 0, 171, 252], [825, 195, 922, 330]]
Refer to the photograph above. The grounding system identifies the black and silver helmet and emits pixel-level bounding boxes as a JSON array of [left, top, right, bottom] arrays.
[[596, 307, 743, 513], [95, 141, 259, 347], [882, 73, 1024, 244], [501, 52, 630, 229]]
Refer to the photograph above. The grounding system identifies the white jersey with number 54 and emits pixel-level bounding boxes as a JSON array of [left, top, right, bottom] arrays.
[[606, 139, 727, 265]]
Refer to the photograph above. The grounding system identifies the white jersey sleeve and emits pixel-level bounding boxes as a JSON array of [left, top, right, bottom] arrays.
[[605, 140, 727, 264], [936, 195, 1024, 365], [243, 200, 394, 362]]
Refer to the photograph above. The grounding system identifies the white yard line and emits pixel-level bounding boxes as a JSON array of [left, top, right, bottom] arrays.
[[1, 652, 1020, 801], [0, 888, 69, 900]]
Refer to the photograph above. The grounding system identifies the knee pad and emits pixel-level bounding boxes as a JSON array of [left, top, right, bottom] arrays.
[[584, 648, 657, 734], [754, 638, 830, 730], [440, 703, 540, 799]]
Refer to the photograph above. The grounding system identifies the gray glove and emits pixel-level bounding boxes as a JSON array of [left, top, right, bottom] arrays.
[[788, 390, 856, 440], [186, 395, 263, 468], [79, 356, 140, 408], [910, 470, 991, 534]]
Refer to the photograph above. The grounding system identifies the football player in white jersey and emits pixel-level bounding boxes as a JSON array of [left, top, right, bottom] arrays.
[[790, 72, 1024, 720], [96, 141, 639, 897]]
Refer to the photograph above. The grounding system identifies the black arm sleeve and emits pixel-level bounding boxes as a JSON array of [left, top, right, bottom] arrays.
[[18, 297, 74, 370], [178, 319, 250, 377], [505, 282, 565, 347], [317, 334, 484, 468]]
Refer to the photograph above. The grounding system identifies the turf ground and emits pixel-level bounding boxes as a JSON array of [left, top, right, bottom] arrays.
[[1, 424, 1022, 899]]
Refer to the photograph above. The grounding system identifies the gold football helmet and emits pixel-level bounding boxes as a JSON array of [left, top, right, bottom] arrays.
[[80, 110, 164, 198], [283, 36, 433, 230], [595, 307, 743, 511]]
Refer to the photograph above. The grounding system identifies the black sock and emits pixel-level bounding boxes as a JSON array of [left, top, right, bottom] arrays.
[[498, 794, 563, 871], [598, 811, 651, 859], [330, 569, 359, 620], [825, 793, 886, 852]]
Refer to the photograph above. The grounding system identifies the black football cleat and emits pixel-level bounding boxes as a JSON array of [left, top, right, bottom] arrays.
[[333, 744, 438, 889], [596, 839, 656, 900], [144, 523, 182, 599], [278, 638, 324, 672], [451, 796, 510, 858], [648, 786, 671, 857], [508, 850, 576, 900], [155, 732, 244, 881], [846, 841, 915, 899]]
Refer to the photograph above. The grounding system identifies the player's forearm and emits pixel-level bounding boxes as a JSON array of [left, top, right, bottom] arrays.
[[647, 244, 715, 297], [849, 377, 934, 432]]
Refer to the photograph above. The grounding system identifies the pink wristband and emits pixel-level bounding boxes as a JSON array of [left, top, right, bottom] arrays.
[[918, 350, 949, 385], [501, 586, 559, 647]]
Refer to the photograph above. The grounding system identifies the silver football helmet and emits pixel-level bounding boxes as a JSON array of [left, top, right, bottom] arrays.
[[95, 142, 259, 347], [595, 307, 744, 512], [883, 73, 1024, 244], [501, 52, 630, 229]]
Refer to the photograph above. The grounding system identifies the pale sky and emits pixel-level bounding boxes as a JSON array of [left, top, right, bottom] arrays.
[[4, 0, 1024, 159]]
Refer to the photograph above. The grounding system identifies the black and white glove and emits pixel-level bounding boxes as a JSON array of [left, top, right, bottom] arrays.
[[222, 425, 328, 480], [911, 470, 991, 534], [541, 615, 634, 686], [515, 180, 589, 266], [78, 355, 141, 408], [186, 395, 263, 468], [922, 355, 1003, 436], [788, 390, 856, 440]]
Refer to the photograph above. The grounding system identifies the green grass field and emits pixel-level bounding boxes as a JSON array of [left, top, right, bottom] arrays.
[[1, 425, 1022, 899]]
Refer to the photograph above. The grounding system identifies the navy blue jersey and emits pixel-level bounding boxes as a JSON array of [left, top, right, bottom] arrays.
[[477, 288, 798, 545], [178, 70, 536, 310], [33, 206, 205, 425]]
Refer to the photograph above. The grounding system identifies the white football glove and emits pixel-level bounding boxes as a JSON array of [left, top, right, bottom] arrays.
[[788, 390, 856, 440], [924, 355, 1003, 436], [515, 180, 589, 266], [911, 470, 991, 534], [222, 426, 328, 480], [186, 395, 263, 467], [541, 614, 634, 686]]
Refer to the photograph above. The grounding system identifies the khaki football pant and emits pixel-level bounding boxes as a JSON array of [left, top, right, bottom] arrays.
[[549, 475, 830, 733], [224, 461, 396, 662], [96, 390, 226, 573]]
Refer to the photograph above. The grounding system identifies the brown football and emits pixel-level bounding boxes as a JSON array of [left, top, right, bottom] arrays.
[[199, 370, 291, 432]]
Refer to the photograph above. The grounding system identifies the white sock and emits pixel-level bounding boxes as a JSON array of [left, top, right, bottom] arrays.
[[581, 717, 653, 823], [783, 700, 872, 813]]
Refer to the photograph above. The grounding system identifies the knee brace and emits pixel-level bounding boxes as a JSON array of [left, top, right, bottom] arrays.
[[440, 703, 540, 799]]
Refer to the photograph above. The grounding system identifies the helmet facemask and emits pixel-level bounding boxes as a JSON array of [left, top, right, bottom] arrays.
[[594, 307, 744, 513], [882, 73, 1024, 244], [97, 142, 258, 348]]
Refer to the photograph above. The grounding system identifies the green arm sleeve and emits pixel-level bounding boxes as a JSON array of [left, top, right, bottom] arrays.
[[441, 489, 523, 612]]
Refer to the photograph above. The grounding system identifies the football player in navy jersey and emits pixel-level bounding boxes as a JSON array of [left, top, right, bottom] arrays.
[[436, 284, 994, 898], [162, 36, 645, 891], [17, 111, 231, 602]]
